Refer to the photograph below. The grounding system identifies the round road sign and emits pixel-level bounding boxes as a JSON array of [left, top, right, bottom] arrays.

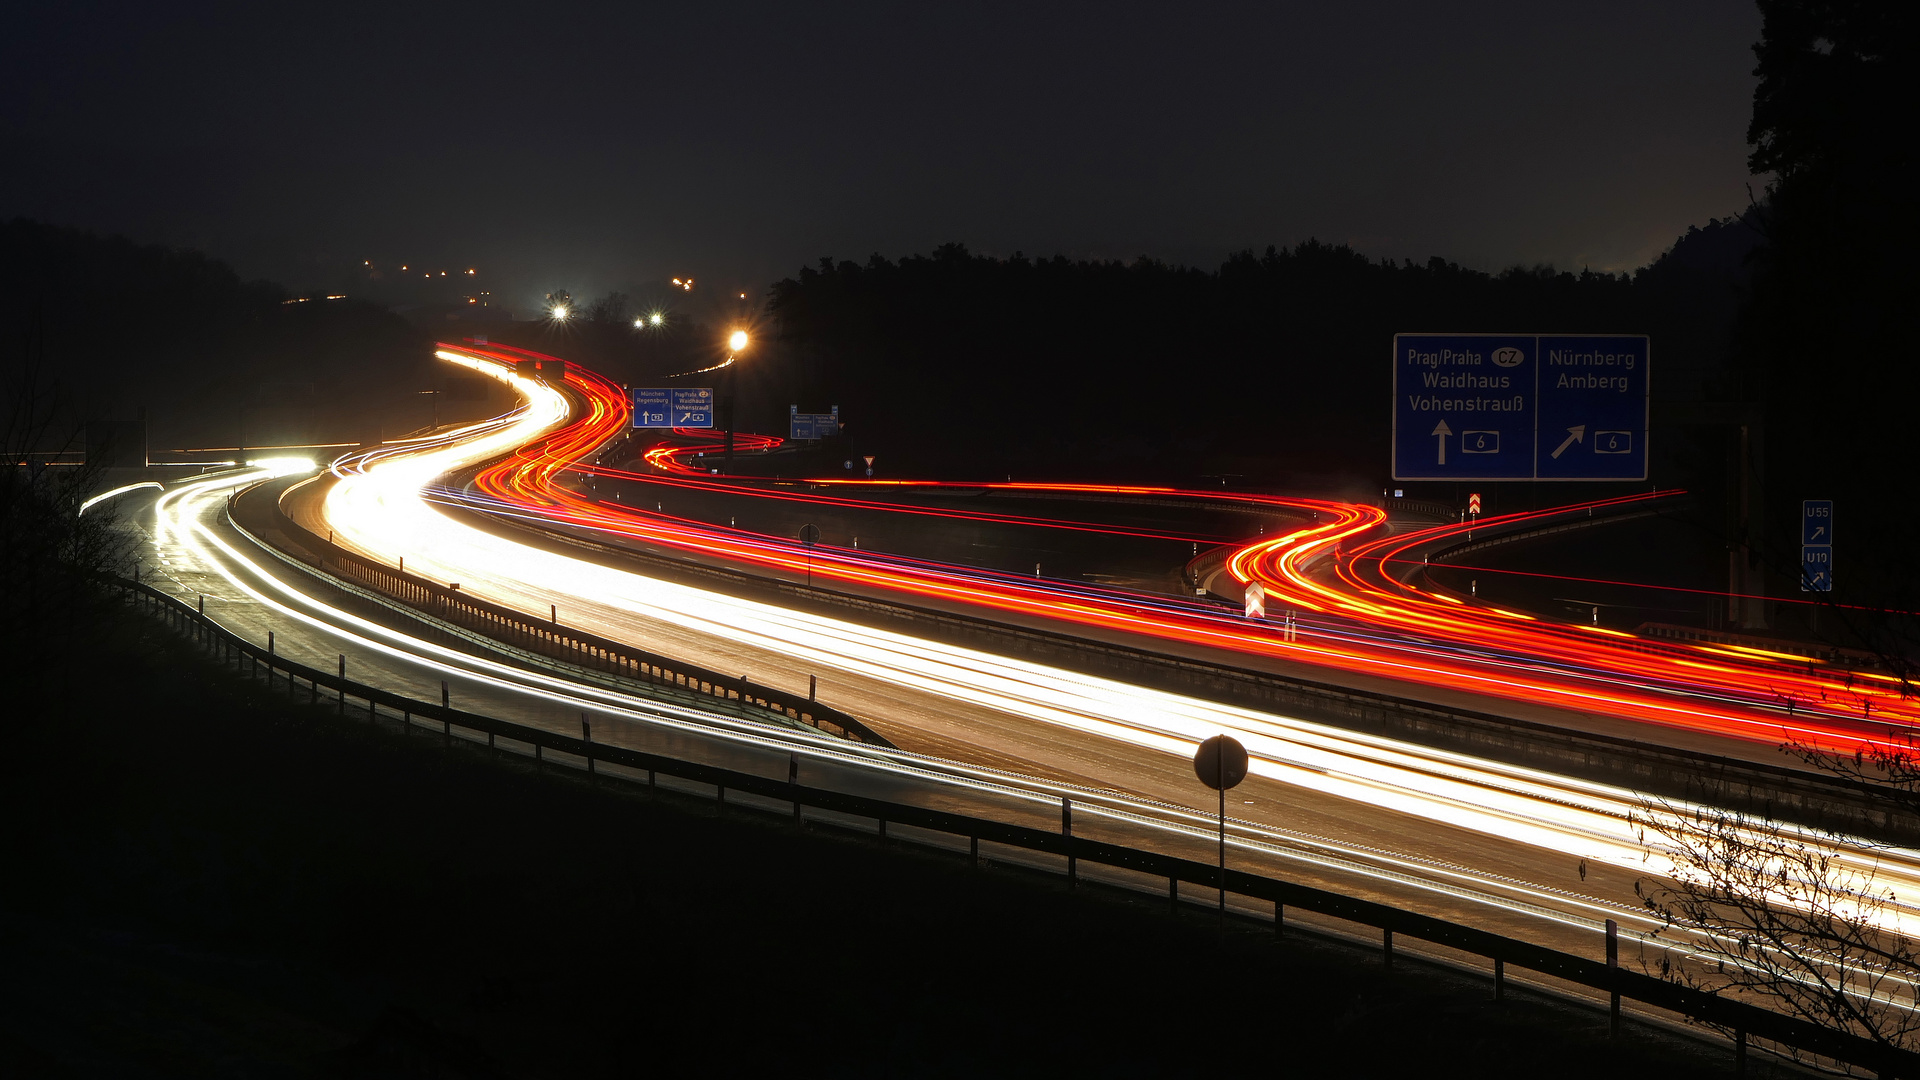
[[1193, 734, 1249, 791]]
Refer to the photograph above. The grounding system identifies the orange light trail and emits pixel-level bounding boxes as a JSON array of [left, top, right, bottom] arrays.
[[432, 343, 1914, 756]]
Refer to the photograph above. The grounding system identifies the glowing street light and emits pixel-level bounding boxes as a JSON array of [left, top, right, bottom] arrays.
[[650, 313, 664, 326], [551, 306, 570, 319], [721, 329, 751, 473]]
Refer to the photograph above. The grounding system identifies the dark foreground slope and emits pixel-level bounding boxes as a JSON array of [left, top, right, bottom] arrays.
[[2, 607, 1781, 1078]]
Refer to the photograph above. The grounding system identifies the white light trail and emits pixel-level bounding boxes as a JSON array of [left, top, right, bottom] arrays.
[[297, 347, 1920, 955], [80, 481, 162, 515], [156, 461, 1647, 941]]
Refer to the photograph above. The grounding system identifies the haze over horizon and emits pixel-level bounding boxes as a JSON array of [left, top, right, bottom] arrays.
[[4, 2, 1763, 309]]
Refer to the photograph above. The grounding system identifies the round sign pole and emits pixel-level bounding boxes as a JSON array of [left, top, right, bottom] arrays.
[[1217, 781, 1225, 912], [799, 523, 820, 588], [1193, 735, 1249, 929]]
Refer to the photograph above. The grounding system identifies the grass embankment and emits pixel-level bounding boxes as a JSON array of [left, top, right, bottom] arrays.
[[1, 607, 1775, 1077]]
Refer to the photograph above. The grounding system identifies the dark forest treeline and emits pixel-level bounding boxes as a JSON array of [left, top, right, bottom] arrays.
[[766, 227, 1755, 489], [766, 0, 1913, 628], [0, 219, 432, 454], [1735, 0, 1914, 615]]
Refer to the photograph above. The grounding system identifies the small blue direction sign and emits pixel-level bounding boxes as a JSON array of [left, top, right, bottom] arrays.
[[1802, 500, 1833, 546], [669, 387, 715, 427], [1392, 333, 1649, 481], [631, 388, 671, 428], [1801, 499, 1833, 592]]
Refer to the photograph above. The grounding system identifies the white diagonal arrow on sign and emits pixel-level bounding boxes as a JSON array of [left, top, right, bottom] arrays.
[[1550, 425, 1586, 459]]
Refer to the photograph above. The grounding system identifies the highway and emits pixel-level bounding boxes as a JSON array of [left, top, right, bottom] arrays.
[[97, 337, 1918, 1046], [212, 340, 1920, 997], [143, 455, 1701, 967], [423, 345, 1909, 763]]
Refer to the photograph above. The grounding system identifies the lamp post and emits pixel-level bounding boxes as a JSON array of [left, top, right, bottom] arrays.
[[723, 329, 748, 473]]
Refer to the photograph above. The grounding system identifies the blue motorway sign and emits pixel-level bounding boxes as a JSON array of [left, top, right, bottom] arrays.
[[1801, 499, 1833, 546], [1801, 499, 1833, 592], [669, 387, 715, 428], [790, 404, 840, 441], [631, 388, 672, 428], [1802, 546, 1834, 592], [1392, 334, 1649, 481]]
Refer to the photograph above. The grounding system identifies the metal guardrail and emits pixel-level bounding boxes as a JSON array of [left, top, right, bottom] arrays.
[[1428, 505, 1669, 563], [1383, 496, 1459, 520], [1636, 622, 1884, 667], [119, 573, 1920, 1077], [229, 480, 891, 748]]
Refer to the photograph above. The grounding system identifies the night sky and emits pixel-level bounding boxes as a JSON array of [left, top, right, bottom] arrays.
[[3, 2, 1762, 310]]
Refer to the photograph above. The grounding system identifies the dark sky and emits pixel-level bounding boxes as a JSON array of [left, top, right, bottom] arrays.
[[3, 1, 1763, 310]]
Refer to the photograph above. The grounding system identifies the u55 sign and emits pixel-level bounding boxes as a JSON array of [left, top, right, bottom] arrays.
[[1391, 334, 1650, 482]]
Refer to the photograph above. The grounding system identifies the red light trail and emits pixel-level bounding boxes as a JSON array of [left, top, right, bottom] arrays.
[[435, 342, 1915, 755]]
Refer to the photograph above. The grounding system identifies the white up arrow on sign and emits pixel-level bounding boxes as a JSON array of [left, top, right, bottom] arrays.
[[1550, 425, 1586, 459], [1431, 420, 1453, 465]]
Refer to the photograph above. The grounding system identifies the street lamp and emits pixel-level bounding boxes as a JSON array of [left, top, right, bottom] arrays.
[[724, 330, 749, 471]]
